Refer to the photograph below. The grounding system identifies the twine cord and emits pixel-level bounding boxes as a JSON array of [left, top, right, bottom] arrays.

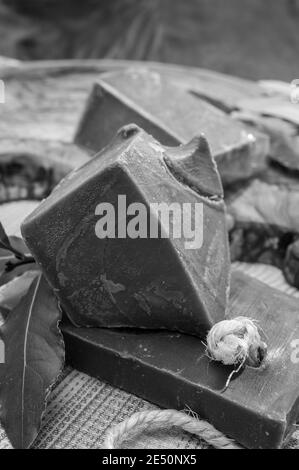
[[206, 316, 267, 367], [206, 316, 267, 392], [103, 409, 242, 449], [103, 317, 267, 449]]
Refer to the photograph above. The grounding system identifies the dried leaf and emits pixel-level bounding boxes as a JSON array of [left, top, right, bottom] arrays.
[[0, 249, 14, 275], [8, 236, 31, 256], [0, 307, 9, 326], [0, 273, 65, 448], [0, 270, 39, 313], [0, 236, 29, 266], [0, 222, 12, 251], [0, 236, 36, 286]]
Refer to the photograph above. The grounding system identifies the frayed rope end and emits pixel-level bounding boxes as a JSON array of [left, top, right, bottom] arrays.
[[206, 316, 268, 392]]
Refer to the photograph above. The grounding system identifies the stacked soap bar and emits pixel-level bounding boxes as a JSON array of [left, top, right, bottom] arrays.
[[62, 270, 299, 449], [22, 125, 230, 337], [75, 69, 269, 185]]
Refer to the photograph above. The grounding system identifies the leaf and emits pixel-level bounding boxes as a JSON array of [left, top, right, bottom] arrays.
[[9, 236, 31, 257], [0, 236, 29, 271], [0, 236, 37, 286], [0, 307, 9, 326], [0, 249, 15, 275], [0, 270, 39, 314], [0, 273, 65, 448], [0, 222, 12, 251]]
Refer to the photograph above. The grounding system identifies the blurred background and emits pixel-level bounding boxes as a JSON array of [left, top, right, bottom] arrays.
[[0, 0, 299, 81]]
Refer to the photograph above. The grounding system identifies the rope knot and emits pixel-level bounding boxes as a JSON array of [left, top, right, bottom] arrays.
[[103, 316, 268, 448], [206, 316, 267, 368]]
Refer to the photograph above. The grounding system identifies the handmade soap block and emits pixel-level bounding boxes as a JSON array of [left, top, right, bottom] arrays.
[[21, 125, 230, 337], [227, 168, 299, 286], [62, 270, 299, 449], [75, 69, 269, 185]]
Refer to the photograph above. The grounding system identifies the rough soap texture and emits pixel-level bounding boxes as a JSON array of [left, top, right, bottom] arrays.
[[62, 271, 299, 449], [22, 125, 230, 338], [75, 69, 269, 185]]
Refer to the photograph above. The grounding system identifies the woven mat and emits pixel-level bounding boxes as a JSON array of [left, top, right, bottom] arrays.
[[1, 262, 299, 449]]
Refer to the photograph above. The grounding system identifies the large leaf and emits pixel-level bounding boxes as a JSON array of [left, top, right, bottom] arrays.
[[0, 273, 65, 448]]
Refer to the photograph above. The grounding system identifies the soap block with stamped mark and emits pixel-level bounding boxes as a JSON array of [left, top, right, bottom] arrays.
[[75, 69, 269, 185], [22, 125, 230, 338]]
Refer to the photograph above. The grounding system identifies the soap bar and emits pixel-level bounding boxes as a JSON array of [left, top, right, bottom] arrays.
[[284, 240, 299, 288], [21, 125, 230, 337], [62, 270, 299, 449], [75, 69, 269, 185], [227, 169, 299, 281]]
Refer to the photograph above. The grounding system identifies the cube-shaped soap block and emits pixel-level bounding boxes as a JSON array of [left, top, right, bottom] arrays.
[[22, 125, 230, 338]]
